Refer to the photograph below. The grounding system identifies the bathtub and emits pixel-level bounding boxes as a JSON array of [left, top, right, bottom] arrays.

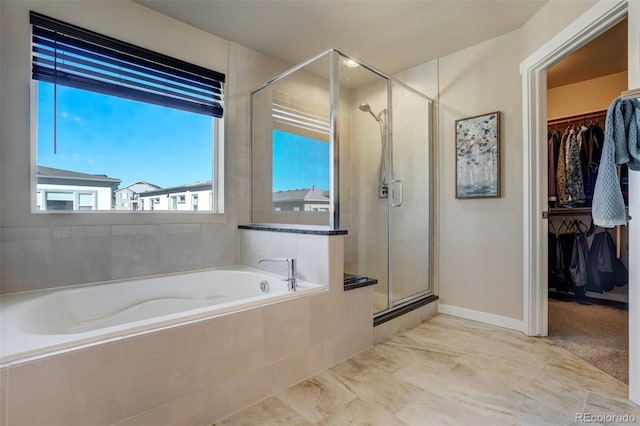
[[0, 265, 324, 365]]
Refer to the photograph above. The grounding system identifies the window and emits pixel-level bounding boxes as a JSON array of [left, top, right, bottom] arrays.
[[39, 190, 97, 211], [30, 12, 225, 213], [46, 192, 73, 210], [78, 192, 95, 210]]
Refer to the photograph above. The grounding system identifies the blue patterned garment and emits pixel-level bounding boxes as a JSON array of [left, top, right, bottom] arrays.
[[592, 98, 640, 227]]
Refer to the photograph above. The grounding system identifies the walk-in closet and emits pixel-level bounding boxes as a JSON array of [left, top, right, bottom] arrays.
[[546, 18, 630, 383]]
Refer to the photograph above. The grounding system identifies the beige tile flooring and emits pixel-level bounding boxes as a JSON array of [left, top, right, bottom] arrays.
[[215, 314, 640, 425]]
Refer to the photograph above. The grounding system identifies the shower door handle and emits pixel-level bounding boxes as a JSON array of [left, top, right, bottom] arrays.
[[391, 180, 403, 207]]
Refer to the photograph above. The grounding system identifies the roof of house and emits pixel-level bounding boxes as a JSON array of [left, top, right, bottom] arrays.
[[272, 188, 330, 203], [139, 181, 213, 196], [115, 181, 162, 192], [37, 166, 121, 184]]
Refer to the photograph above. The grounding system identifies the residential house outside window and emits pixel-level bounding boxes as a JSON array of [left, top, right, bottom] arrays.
[[30, 12, 225, 213]]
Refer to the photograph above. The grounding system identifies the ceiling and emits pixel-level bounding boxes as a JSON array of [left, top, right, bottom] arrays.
[[547, 18, 627, 88], [136, 0, 548, 76]]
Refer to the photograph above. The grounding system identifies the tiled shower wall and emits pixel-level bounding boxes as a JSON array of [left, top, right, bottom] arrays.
[[0, 1, 290, 294]]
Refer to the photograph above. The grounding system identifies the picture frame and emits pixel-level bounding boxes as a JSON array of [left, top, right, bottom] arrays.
[[455, 111, 500, 199]]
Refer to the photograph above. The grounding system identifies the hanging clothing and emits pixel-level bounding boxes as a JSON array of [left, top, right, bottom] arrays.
[[592, 98, 640, 227], [569, 233, 588, 289], [585, 123, 604, 204], [549, 231, 565, 289], [548, 131, 560, 205], [548, 119, 607, 208], [565, 128, 586, 205], [556, 129, 570, 206], [586, 231, 615, 293], [557, 232, 576, 292]]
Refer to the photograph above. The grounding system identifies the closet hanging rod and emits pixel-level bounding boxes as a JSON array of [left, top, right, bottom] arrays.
[[547, 109, 607, 126], [547, 207, 594, 217], [621, 88, 640, 100]]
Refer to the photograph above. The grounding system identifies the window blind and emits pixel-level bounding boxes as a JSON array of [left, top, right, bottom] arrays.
[[272, 90, 330, 142], [30, 11, 225, 118]]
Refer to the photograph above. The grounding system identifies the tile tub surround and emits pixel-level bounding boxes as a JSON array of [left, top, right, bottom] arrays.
[[0, 233, 376, 425], [0, 224, 238, 295], [217, 314, 640, 425], [0, 266, 323, 364]]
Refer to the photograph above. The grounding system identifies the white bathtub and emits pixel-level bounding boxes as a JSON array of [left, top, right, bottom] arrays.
[[0, 265, 323, 365]]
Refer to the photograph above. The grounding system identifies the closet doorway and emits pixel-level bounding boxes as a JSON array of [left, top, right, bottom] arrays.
[[545, 19, 630, 384], [522, 0, 639, 404]]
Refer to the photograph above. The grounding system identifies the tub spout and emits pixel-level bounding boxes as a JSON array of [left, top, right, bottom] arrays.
[[258, 257, 297, 291]]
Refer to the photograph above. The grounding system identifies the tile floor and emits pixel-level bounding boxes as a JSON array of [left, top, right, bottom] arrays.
[[215, 314, 640, 425]]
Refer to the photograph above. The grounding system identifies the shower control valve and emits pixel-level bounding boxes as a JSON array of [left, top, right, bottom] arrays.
[[378, 184, 389, 199]]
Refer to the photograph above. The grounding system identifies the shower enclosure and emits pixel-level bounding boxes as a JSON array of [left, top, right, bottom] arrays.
[[250, 49, 434, 317]]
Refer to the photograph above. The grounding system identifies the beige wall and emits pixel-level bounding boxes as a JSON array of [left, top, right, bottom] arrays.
[[548, 71, 628, 119], [436, 0, 597, 321], [0, 1, 289, 293]]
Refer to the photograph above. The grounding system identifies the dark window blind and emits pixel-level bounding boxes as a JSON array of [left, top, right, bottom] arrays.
[[30, 11, 225, 118]]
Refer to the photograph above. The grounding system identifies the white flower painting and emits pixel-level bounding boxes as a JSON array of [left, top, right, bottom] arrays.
[[455, 111, 500, 198]]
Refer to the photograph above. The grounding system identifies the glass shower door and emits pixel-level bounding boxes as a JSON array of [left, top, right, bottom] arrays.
[[338, 55, 391, 314], [337, 51, 432, 316], [388, 82, 432, 306]]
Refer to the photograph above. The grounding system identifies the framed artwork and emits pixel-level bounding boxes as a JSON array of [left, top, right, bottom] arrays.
[[455, 111, 500, 199]]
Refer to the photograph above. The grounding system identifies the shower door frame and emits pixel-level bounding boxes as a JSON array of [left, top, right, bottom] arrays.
[[333, 50, 436, 316], [249, 48, 436, 316], [382, 78, 435, 316]]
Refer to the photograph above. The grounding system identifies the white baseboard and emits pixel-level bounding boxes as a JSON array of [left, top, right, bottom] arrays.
[[438, 304, 524, 333]]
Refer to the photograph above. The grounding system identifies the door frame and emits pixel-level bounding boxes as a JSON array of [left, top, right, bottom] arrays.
[[520, 0, 638, 404]]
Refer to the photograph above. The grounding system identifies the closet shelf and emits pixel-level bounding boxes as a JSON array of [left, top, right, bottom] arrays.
[[548, 207, 593, 216], [548, 207, 628, 217], [547, 109, 607, 126], [621, 88, 640, 100]]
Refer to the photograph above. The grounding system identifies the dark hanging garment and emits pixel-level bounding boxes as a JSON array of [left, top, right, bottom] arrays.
[[549, 232, 565, 289], [548, 131, 561, 206], [621, 163, 629, 206], [586, 232, 615, 293], [577, 126, 590, 203], [614, 257, 629, 287], [569, 233, 589, 289], [585, 123, 604, 206], [557, 233, 576, 292]]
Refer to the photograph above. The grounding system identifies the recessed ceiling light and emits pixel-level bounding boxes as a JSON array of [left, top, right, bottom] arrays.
[[344, 59, 359, 68]]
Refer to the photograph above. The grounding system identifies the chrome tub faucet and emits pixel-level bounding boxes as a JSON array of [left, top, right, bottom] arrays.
[[258, 257, 297, 291]]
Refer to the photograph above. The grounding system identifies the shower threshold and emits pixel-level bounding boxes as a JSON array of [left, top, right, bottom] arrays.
[[373, 294, 439, 326]]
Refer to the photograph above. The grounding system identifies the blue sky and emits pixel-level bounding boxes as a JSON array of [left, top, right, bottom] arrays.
[[37, 83, 329, 192], [37, 82, 213, 188], [272, 130, 329, 192]]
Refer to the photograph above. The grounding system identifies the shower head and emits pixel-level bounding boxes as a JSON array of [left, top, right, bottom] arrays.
[[359, 102, 381, 122], [358, 102, 371, 112]]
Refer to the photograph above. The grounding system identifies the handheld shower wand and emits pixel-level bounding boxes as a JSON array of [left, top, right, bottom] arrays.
[[359, 101, 390, 198], [359, 102, 382, 123]]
